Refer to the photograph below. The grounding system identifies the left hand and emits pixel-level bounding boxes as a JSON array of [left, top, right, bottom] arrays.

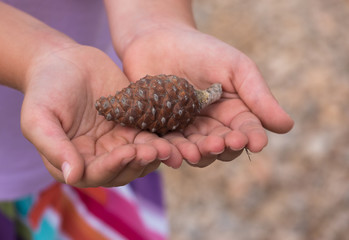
[[120, 26, 294, 167], [21, 45, 182, 187]]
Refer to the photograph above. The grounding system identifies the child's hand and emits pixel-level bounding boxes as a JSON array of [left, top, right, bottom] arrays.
[[121, 27, 294, 167], [21, 45, 182, 187]]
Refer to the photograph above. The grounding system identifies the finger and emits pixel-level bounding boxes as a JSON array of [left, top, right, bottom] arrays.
[[41, 154, 65, 183], [134, 131, 171, 160], [183, 121, 226, 166], [186, 157, 216, 168], [104, 161, 161, 187], [109, 160, 161, 187], [134, 131, 183, 169], [234, 56, 294, 133], [186, 126, 244, 165], [80, 144, 137, 187], [21, 107, 84, 185], [204, 128, 247, 162], [200, 123, 243, 147], [224, 130, 248, 151], [187, 134, 225, 157], [162, 144, 183, 169], [134, 143, 158, 166], [230, 112, 268, 153], [105, 144, 159, 186], [164, 132, 201, 165], [185, 133, 225, 167]]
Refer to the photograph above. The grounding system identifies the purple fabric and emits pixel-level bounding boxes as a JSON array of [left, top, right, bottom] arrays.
[[130, 172, 165, 209], [1, 0, 121, 66], [0, 0, 161, 205], [0, 86, 54, 200], [0, 210, 16, 240]]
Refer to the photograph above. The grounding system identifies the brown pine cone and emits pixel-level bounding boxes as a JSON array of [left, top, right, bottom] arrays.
[[95, 74, 222, 135]]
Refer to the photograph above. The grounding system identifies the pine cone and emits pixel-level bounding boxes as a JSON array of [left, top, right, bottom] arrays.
[[95, 74, 222, 135]]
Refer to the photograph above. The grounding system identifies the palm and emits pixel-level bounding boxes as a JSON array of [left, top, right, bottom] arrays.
[[21, 46, 180, 187], [121, 28, 293, 166]]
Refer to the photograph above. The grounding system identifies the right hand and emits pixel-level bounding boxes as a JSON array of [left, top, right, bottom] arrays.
[[121, 27, 294, 167]]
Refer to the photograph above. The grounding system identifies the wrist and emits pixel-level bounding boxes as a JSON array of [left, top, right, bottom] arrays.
[[24, 33, 78, 92], [104, 0, 196, 59], [118, 22, 196, 59]]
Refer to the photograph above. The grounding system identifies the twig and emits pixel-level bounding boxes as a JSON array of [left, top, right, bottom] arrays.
[[245, 148, 252, 161]]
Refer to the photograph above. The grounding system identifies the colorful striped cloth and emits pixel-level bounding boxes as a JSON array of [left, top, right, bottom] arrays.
[[0, 173, 168, 240]]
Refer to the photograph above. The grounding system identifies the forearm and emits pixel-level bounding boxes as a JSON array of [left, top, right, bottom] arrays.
[[103, 0, 196, 58], [0, 2, 76, 92]]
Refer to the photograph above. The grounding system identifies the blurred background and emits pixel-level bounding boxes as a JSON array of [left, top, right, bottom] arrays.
[[161, 0, 349, 239]]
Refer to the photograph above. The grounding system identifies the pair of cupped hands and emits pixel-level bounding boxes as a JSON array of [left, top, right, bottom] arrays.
[[21, 27, 293, 188]]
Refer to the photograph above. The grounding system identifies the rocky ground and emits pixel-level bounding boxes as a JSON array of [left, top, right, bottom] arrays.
[[162, 0, 349, 239]]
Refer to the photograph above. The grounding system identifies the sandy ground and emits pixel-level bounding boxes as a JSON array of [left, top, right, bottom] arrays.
[[162, 0, 349, 239]]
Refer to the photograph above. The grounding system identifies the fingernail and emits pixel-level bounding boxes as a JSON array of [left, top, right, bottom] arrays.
[[229, 146, 244, 151], [159, 156, 170, 161], [210, 149, 225, 155], [62, 162, 71, 184]]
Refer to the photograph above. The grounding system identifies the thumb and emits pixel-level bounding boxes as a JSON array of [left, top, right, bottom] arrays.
[[21, 105, 84, 185], [235, 60, 294, 133]]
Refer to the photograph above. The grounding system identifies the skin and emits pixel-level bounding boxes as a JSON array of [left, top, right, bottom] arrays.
[[0, 1, 293, 187]]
